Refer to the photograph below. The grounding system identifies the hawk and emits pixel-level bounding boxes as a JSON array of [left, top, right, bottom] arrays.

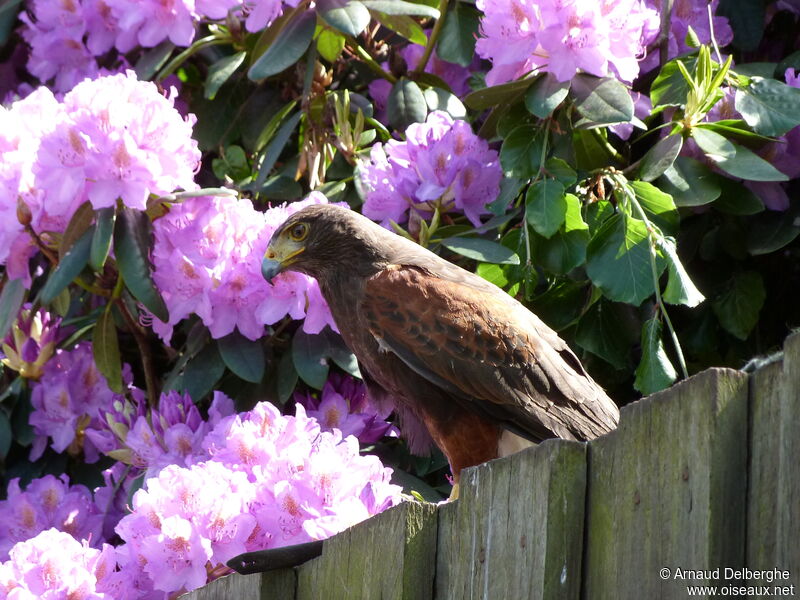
[[262, 204, 618, 497]]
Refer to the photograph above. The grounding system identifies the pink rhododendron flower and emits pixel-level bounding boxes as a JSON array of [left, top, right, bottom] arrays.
[[242, 0, 303, 33], [475, 0, 659, 85], [150, 192, 338, 342], [295, 372, 398, 443], [359, 111, 501, 227], [0, 475, 104, 561]]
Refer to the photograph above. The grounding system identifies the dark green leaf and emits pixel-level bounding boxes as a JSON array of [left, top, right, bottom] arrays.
[[525, 178, 567, 238], [185, 342, 226, 402], [218, 331, 265, 383], [390, 468, 444, 502], [634, 317, 678, 394], [322, 328, 362, 377], [500, 124, 547, 177], [570, 74, 633, 127], [90, 207, 116, 271], [114, 208, 169, 322], [544, 158, 577, 187], [317, 28, 346, 62], [575, 299, 632, 369], [718, 0, 764, 51], [318, 0, 371, 37], [638, 134, 683, 182], [254, 111, 302, 188], [630, 180, 679, 236], [436, 1, 479, 67], [39, 228, 93, 305], [134, 41, 174, 80], [525, 73, 570, 118], [532, 228, 588, 274], [423, 87, 467, 119], [361, 0, 439, 17], [0, 410, 10, 460], [0, 279, 25, 341], [658, 237, 705, 307], [746, 202, 800, 255], [713, 177, 764, 215], [650, 55, 697, 108], [531, 280, 588, 331], [276, 350, 299, 404], [572, 128, 614, 170], [59, 202, 94, 259], [464, 78, 535, 111], [586, 214, 663, 306], [292, 328, 330, 389], [691, 126, 789, 182], [734, 76, 800, 137], [248, 10, 316, 80], [369, 12, 426, 45], [204, 52, 246, 100], [441, 237, 520, 264], [256, 176, 304, 199], [658, 156, 722, 207], [387, 77, 427, 130], [93, 308, 123, 393], [712, 270, 765, 340]]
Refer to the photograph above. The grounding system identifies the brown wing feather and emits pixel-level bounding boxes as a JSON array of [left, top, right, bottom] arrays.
[[362, 265, 618, 442]]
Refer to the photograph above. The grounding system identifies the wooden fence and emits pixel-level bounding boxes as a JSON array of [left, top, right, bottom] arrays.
[[185, 332, 800, 599]]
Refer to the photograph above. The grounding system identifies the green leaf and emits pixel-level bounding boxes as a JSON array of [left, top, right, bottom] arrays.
[[440, 237, 520, 265], [570, 74, 633, 127], [691, 126, 789, 182], [0, 279, 25, 341], [317, 28, 346, 62], [634, 318, 678, 395], [734, 76, 800, 137], [114, 208, 168, 322], [369, 12, 426, 45], [658, 237, 705, 307], [322, 328, 361, 377], [746, 202, 800, 255], [204, 52, 246, 100], [436, 1, 479, 67], [476, 262, 510, 288], [248, 10, 317, 80], [713, 177, 764, 215], [525, 73, 570, 118], [318, 0, 371, 37], [586, 214, 663, 306], [500, 124, 547, 177], [657, 156, 722, 207], [361, 0, 439, 17], [563, 194, 588, 231], [574, 299, 632, 369], [0, 410, 10, 460], [292, 328, 330, 389], [184, 342, 226, 402], [525, 178, 567, 238], [39, 227, 93, 305], [218, 331, 265, 383], [718, 0, 764, 51], [93, 308, 123, 393], [712, 270, 766, 340], [59, 201, 94, 259], [276, 350, 299, 404], [423, 87, 467, 119], [630, 180, 679, 236], [651, 55, 697, 108], [253, 99, 298, 153], [464, 78, 536, 111], [134, 41, 174, 80], [89, 207, 116, 271], [387, 77, 427, 130], [532, 227, 589, 274], [254, 111, 302, 188], [572, 128, 614, 170], [544, 158, 577, 187], [638, 134, 683, 182]]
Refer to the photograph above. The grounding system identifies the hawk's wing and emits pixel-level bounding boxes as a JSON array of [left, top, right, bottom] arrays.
[[362, 264, 618, 442]]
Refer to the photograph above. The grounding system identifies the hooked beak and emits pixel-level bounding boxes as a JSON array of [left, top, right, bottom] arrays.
[[261, 256, 282, 282], [261, 242, 305, 283]]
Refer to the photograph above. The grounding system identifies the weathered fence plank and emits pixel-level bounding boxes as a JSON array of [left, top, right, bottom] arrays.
[[747, 332, 800, 592], [436, 439, 587, 600], [182, 568, 295, 599], [295, 499, 438, 600], [582, 368, 749, 599]]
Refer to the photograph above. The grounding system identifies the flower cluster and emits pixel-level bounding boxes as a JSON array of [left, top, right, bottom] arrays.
[[86, 390, 235, 479], [359, 111, 501, 227], [0, 528, 125, 599], [114, 401, 402, 595], [0, 72, 199, 286], [150, 192, 337, 342], [0, 305, 61, 380], [295, 373, 398, 443], [0, 475, 103, 561], [28, 342, 134, 463], [475, 0, 659, 85]]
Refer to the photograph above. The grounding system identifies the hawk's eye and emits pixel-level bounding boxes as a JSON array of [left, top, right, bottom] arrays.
[[289, 222, 309, 241]]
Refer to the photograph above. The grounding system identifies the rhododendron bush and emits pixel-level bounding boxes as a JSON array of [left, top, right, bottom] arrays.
[[1, 0, 799, 596]]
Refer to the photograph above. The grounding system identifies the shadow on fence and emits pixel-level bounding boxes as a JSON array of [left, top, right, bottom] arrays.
[[185, 332, 800, 599]]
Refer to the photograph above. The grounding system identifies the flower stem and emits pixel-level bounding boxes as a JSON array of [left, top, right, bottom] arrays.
[[412, 0, 449, 76], [352, 43, 397, 83], [157, 36, 231, 81], [116, 295, 159, 406]]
